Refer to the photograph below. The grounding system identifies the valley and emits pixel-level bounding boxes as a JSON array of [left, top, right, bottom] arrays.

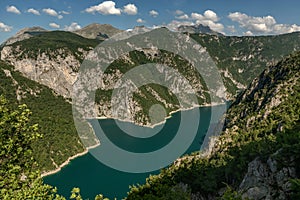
[[1, 22, 300, 199]]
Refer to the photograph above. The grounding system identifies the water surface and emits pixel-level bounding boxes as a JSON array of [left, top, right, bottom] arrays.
[[44, 105, 225, 199]]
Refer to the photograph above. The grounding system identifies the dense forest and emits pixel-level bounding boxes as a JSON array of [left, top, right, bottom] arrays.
[[1, 24, 300, 199], [1, 48, 300, 199], [125, 52, 300, 199], [0, 61, 85, 172]]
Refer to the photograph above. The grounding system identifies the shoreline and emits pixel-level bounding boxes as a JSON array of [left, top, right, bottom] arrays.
[[41, 143, 100, 178], [41, 102, 226, 178], [93, 102, 226, 129]]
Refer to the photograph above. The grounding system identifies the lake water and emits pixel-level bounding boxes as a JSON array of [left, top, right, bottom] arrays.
[[44, 105, 226, 199]]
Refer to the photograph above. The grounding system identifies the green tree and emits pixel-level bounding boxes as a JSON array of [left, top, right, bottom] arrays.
[[0, 96, 64, 200]]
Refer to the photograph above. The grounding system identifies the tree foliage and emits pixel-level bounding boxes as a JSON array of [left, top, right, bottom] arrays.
[[126, 52, 300, 199], [0, 96, 64, 199]]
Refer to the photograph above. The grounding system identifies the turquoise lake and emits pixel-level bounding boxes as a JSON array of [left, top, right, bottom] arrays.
[[44, 105, 226, 199]]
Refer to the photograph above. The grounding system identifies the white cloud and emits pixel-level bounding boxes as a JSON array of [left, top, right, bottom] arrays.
[[64, 22, 81, 31], [7, 6, 21, 15], [85, 1, 121, 15], [228, 12, 300, 35], [174, 10, 189, 20], [191, 10, 219, 22], [166, 20, 194, 31], [244, 31, 253, 36], [137, 18, 145, 23], [176, 14, 189, 20], [43, 8, 58, 16], [49, 23, 60, 29], [123, 4, 138, 15], [203, 10, 219, 22], [191, 10, 224, 33], [43, 8, 63, 19], [60, 11, 70, 15], [227, 25, 236, 33], [0, 22, 12, 32], [149, 10, 159, 17], [27, 8, 40, 15], [175, 10, 184, 15]]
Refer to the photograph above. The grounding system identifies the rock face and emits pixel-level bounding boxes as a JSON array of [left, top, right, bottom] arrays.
[[74, 47, 214, 126], [239, 156, 296, 199], [0, 29, 216, 126], [0, 60, 86, 172], [178, 24, 223, 36], [216, 52, 300, 199], [1, 45, 85, 98], [1, 27, 47, 46], [74, 23, 123, 40], [2, 27, 300, 127]]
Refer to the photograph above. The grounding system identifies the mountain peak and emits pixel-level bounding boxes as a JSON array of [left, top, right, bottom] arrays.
[[1, 26, 47, 46], [74, 23, 123, 39], [178, 24, 223, 36]]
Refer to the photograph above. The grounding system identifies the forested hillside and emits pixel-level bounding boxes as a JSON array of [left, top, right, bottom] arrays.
[[191, 32, 300, 95], [0, 61, 84, 172], [1, 27, 300, 196], [126, 52, 300, 199]]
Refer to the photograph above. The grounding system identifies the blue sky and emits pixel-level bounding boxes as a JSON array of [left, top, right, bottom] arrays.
[[1, 0, 300, 43]]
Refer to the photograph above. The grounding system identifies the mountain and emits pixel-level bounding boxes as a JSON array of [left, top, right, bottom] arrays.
[[74, 23, 123, 40], [126, 52, 300, 199], [1, 25, 300, 198], [1, 26, 47, 46], [2, 26, 300, 172], [0, 60, 89, 172], [1, 31, 100, 98], [2, 28, 300, 108], [191, 32, 300, 96], [178, 24, 223, 36]]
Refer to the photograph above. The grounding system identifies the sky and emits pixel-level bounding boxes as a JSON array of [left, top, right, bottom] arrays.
[[1, 0, 300, 43]]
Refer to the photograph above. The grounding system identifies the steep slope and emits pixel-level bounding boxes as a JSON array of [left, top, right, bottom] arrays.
[[1, 29, 214, 126], [93, 49, 211, 125], [0, 60, 86, 172], [1, 31, 100, 97], [2, 28, 300, 173], [74, 23, 123, 39], [126, 52, 300, 199], [0, 26, 47, 46], [191, 32, 300, 96], [3, 29, 300, 101]]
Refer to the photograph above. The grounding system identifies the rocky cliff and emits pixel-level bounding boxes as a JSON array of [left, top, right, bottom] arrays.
[[2, 28, 300, 125], [1, 26, 47, 47], [1, 31, 98, 98], [126, 52, 300, 199], [1, 46, 83, 97], [0, 60, 87, 171], [178, 24, 223, 36], [74, 23, 123, 40]]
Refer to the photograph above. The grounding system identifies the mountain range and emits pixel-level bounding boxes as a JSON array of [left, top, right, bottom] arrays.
[[178, 24, 223, 36], [126, 50, 300, 200], [0, 23, 300, 199]]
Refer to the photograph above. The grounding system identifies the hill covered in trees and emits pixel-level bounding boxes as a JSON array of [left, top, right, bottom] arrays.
[[125, 51, 300, 199], [1, 51, 299, 200], [1, 26, 300, 199]]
